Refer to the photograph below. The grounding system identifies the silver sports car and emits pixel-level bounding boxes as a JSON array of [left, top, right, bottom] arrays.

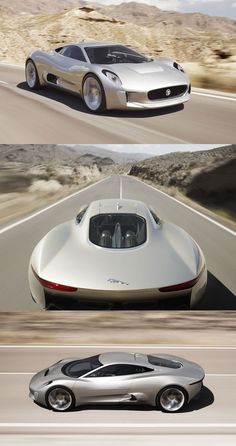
[[25, 41, 191, 112], [28, 199, 207, 310], [29, 352, 205, 412]]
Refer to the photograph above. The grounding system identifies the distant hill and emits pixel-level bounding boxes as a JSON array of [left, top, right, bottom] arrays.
[[129, 145, 236, 218], [0, 144, 151, 167], [1, 0, 235, 36], [0, 0, 83, 15], [98, 1, 236, 34], [73, 145, 152, 163]]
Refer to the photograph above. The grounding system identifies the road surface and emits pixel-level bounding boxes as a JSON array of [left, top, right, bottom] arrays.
[[0, 345, 235, 437], [0, 175, 235, 310], [0, 63, 236, 143]]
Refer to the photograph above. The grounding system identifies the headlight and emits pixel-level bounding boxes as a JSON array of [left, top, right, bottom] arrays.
[[173, 62, 185, 73], [102, 70, 122, 86]]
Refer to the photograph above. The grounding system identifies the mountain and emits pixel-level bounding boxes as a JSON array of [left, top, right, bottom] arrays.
[[0, 2, 235, 91], [0, 0, 83, 15], [129, 145, 236, 218], [98, 1, 236, 34], [71, 145, 152, 163], [0, 144, 151, 167]]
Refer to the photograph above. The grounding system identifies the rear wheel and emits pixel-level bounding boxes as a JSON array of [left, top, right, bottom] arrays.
[[157, 386, 187, 412], [25, 59, 41, 90], [46, 386, 75, 412], [82, 74, 106, 112]]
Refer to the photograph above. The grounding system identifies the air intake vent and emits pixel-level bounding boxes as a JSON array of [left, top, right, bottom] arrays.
[[148, 85, 188, 100]]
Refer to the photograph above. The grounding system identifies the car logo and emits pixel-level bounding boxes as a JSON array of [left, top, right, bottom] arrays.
[[166, 88, 171, 97], [108, 278, 129, 286]]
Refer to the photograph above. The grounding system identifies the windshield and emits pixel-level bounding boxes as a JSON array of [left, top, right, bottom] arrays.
[[84, 45, 152, 64], [62, 355, 102, 378], [89, 213, 147, 249]]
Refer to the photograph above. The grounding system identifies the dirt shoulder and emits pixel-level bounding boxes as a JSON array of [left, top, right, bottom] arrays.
[[0, 312, 235, 345]]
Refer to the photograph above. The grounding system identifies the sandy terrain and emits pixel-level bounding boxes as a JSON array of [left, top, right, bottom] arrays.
[[0, 311, 236, 345]]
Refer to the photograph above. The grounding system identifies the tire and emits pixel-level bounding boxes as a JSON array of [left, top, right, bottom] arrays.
[[46, 386, 75, 412], [25, 59, 41, 90], [156, 386, 187, 413], [82, 74, 106, 112]]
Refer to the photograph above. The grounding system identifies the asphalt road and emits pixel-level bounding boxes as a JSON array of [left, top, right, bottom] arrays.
[[0, 345, 236, 436], [0, 63, 236, 143], [0, 175, 235, 310]]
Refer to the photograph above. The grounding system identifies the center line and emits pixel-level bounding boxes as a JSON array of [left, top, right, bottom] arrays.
[[120, 177, 123, 199]]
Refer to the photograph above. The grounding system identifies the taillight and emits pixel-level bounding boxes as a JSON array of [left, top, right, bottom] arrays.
[[159, 264, 205, 293], [32, 267, 77, 292]]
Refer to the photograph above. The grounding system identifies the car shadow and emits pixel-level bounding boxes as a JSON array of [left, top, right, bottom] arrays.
[[195, 271, 236, 310], [17, 82, 184, 118], [179, 386, 214, 413], [35, 385, 213, 413]]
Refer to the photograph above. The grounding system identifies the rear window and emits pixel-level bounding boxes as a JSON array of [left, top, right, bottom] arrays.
[[62, 355, 102, 378], [89, 213, 147, 249], [148, 355, 182, 369]]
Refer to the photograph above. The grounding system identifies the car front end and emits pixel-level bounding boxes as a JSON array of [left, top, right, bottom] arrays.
[[98, 59, 190, 110]]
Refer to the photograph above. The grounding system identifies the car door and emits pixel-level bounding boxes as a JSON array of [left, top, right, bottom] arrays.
[[74, 364, 136, 405], [50, 46, 88, 92]]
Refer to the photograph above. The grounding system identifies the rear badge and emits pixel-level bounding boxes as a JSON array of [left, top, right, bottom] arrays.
[[108, 278, 129, 286]]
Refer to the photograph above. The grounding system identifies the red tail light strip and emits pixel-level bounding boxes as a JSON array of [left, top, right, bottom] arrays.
[[159, 264, 205, 293], [32, 266, 77, 292]]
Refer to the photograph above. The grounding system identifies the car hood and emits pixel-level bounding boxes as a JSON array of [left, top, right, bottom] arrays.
[[29, 358, 78, 389], [99, 60, 188, 90], [31, 220, 201, 292]]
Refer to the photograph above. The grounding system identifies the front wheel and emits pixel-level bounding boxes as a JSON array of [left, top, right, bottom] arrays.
[[82, 74, 106, 112], [25, 59, 41, 90], [46, 386, 75, 412], [157, 386, 187, 412]]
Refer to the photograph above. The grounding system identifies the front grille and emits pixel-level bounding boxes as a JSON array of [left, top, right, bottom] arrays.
[[148, 85, 188, 100]]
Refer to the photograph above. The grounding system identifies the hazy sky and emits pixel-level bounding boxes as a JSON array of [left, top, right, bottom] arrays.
[[71, 144, 224, 155], [88, 0, 236, 19]]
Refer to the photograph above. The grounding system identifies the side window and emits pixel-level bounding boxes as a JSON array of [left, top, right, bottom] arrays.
[[150, 210, 160, 225], [60, 45, 86, 62], [76, 207, 87, 224], [89, 364, 153, 377]]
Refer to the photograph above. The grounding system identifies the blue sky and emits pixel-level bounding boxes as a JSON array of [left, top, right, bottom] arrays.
[[88, 0, 236, 19]]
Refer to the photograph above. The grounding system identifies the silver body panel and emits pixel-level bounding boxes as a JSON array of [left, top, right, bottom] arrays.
[[28, 199, 207, 309], [29, 352, 205, 410], [26, 41, 190, 110]]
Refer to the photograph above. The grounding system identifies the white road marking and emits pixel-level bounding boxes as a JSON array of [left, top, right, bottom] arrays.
[[0, 345, 236, 349], [0, 177, 110, 235], [192, 92, 236, 102], [132, 177, 236, 236], [0, 62, 23, 69], [0, 423, 236, 428], [0, 372, 34, 375], [120, 177, 123, 199], [0, 80, 8, 85]]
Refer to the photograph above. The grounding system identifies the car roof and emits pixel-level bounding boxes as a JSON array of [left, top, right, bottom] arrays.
[[99, 352, 149, 366], [62, 42, 120, 48], [87, 199, 150, 219]]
